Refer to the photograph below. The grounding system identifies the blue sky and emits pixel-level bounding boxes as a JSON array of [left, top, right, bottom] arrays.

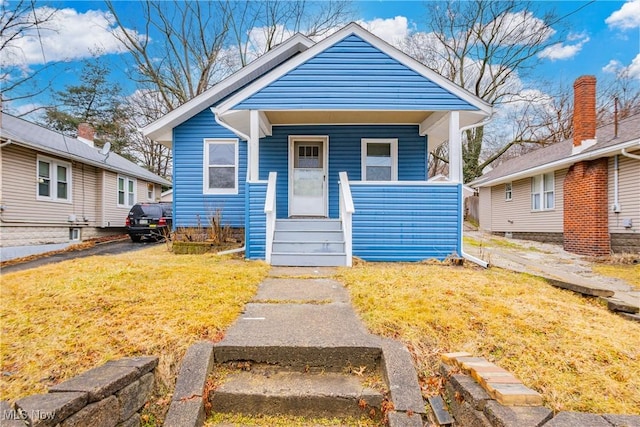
[[2, 0, 639, 116]]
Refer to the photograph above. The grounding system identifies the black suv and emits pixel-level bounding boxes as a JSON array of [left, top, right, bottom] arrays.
[[125, 202, 173, 242]]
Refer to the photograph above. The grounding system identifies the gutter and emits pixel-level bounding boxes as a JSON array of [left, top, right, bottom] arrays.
[[621, 147, 640, 160], [0, 139, 13, 148], [211, 108, 250, 141], [458, 117, 493, 269]]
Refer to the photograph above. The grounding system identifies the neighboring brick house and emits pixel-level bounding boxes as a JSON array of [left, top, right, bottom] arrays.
[[472, 76, 640, 255], [0, 113, 171, 248]]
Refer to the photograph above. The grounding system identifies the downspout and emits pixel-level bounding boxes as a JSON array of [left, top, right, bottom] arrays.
[[621, 148, 640, 160], [458, 116, 493, 268], [613, 155, 620, 212], [0, 139, 13, 148], [211, 108, 251, 181]]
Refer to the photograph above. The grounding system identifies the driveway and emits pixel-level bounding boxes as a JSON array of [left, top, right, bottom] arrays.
[[0, 240, 159, 275], [463, 229, 640, 317]]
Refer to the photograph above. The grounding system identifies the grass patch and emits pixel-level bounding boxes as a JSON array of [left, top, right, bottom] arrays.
[[0, 246, 269, 412], [335, 263, 640, 415], [205, 413, 381, 426]]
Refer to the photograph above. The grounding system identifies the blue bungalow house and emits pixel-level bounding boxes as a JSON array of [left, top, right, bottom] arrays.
[[142, 23, 492, 266]]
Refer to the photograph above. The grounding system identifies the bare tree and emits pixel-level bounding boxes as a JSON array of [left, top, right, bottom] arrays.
[[404, 0, 564, 182], [0, 0, 59, 110]]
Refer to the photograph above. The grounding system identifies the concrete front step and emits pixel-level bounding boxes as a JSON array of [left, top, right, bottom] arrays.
[[276, 219, 342, 231], [270, 252, 347, 267], [209, 366, 384, 418], [214, 303, 382, 369]]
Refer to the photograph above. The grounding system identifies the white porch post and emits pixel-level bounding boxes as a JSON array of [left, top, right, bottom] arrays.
[[249, 110, 260, 181], [448, 111, 462, 183]]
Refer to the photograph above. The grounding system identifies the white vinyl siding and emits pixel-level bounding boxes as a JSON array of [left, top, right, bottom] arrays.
[[609, 153, 640, 233], [478, 186, 493, 232], [36, 155, 71, 203], [146, 182, 155, 201], [531, 172, 554, 211], [361, 138, 398, 181], [117, 175, 136, 207], [204, 139, 238, 194]]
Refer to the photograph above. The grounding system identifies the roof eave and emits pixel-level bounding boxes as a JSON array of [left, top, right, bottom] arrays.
[[473, 138, 640, 188], [141, 33, 315, 142]]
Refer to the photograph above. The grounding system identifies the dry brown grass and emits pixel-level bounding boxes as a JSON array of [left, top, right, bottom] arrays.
[[335, 263, 640, 415], [0, 245, 269, 402], [592, 264, 640, 289]]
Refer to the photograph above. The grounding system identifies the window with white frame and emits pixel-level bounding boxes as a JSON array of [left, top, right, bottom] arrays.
[[37, 156, 71, 202], [118, 175, 136, 207], [361, 138, 398, 181], [204, 139, 238, 194], [505, 182, 512, 201], [531, 172, 554, 211], [147, 183, 155, 200]]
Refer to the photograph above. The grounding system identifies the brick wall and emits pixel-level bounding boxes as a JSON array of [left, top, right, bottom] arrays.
[[563, 159, 610, 256]]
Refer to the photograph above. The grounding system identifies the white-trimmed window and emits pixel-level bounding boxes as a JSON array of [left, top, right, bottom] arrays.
[[531, 172, 554, 211], [361, 138, 398, 181], [147, 183, 155, 200], [118, 175, 136, 207], [204, 139, 238, 194], [505, 182, 512, 201], [37, 156, 71, 202]]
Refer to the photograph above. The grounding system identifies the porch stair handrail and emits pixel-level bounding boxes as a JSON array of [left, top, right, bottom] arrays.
[[264, 172, 277, 263], [338, 171, 355, 267]]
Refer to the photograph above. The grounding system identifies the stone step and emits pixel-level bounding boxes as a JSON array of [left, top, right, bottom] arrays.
[[209, 366, 384, 419], [270, 252, 347, 267], [276, 219, 343, 231]]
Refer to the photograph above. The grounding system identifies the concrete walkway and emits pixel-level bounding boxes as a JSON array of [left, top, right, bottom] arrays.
[[463, 229, 640, 316]]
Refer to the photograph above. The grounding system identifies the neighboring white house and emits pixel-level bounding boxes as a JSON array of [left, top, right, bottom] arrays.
[[472, 76, 639, 255], [0, 112, 171, 248]]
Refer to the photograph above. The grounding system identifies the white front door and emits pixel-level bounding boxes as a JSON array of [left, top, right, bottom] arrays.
[[289, 136, 328, 217]]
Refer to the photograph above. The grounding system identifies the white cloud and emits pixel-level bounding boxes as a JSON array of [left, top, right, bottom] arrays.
[[602, 54, 640, 79], [0, 7, 145, 67], [538, 34, 590, 61], [357, 16, 410, 47], [482, 11, 555, 46], [606, 0, 640, 30]]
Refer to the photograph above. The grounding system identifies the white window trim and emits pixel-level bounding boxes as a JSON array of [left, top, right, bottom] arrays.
[[361, 138, 398, 181], [505, 182, 512, 201], [117, 175, 137, 208], [531, 172, 555, 211], [203, 138, 239, 195], [146, 182, 155, 201], [36, 155, 72, 203]]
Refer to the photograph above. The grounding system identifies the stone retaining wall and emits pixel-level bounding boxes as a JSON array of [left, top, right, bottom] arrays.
[[438, 352, 640, 427], [1, 356, 157, 427]]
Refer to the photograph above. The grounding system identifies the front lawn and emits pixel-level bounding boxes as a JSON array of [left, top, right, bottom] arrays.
[[335, 263, 640, 415], [0, 246, 269, 402]]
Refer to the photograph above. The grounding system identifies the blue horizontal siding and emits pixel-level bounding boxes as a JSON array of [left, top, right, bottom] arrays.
[[245, 182, 267, 260], [259, 125, 427, 219], [351, 184, 461, 261], [173, 109, 247, 228], [234, 34, 475, 111]]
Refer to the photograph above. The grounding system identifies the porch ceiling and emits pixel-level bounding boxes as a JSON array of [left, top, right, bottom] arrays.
[[264, 110, 431, 125]]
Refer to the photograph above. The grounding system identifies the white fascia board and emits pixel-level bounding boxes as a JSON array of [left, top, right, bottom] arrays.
[[141, 33, 314, 141], [419, 112, 448, 136], [216, 22, 493, 116], [474, 138, 640, 188]]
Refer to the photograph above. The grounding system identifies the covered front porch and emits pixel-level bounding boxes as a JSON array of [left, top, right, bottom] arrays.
[[231, 110, 474, 266]]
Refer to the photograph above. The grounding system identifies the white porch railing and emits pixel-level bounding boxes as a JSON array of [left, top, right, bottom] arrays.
[[264, 172, 277, 263], [338, 171, 355, 267]]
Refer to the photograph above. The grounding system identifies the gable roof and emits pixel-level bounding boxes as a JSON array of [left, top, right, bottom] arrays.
[[1, 113, 171, 186], [141, 33, 315, 145], [472, 113, 640, 188], [215, 23, 491, 115]]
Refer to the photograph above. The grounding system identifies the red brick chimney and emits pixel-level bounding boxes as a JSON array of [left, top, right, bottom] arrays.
[[563, 75, 610, 257], [77, 123, 95, 147], [572, 75, 597, 149]]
